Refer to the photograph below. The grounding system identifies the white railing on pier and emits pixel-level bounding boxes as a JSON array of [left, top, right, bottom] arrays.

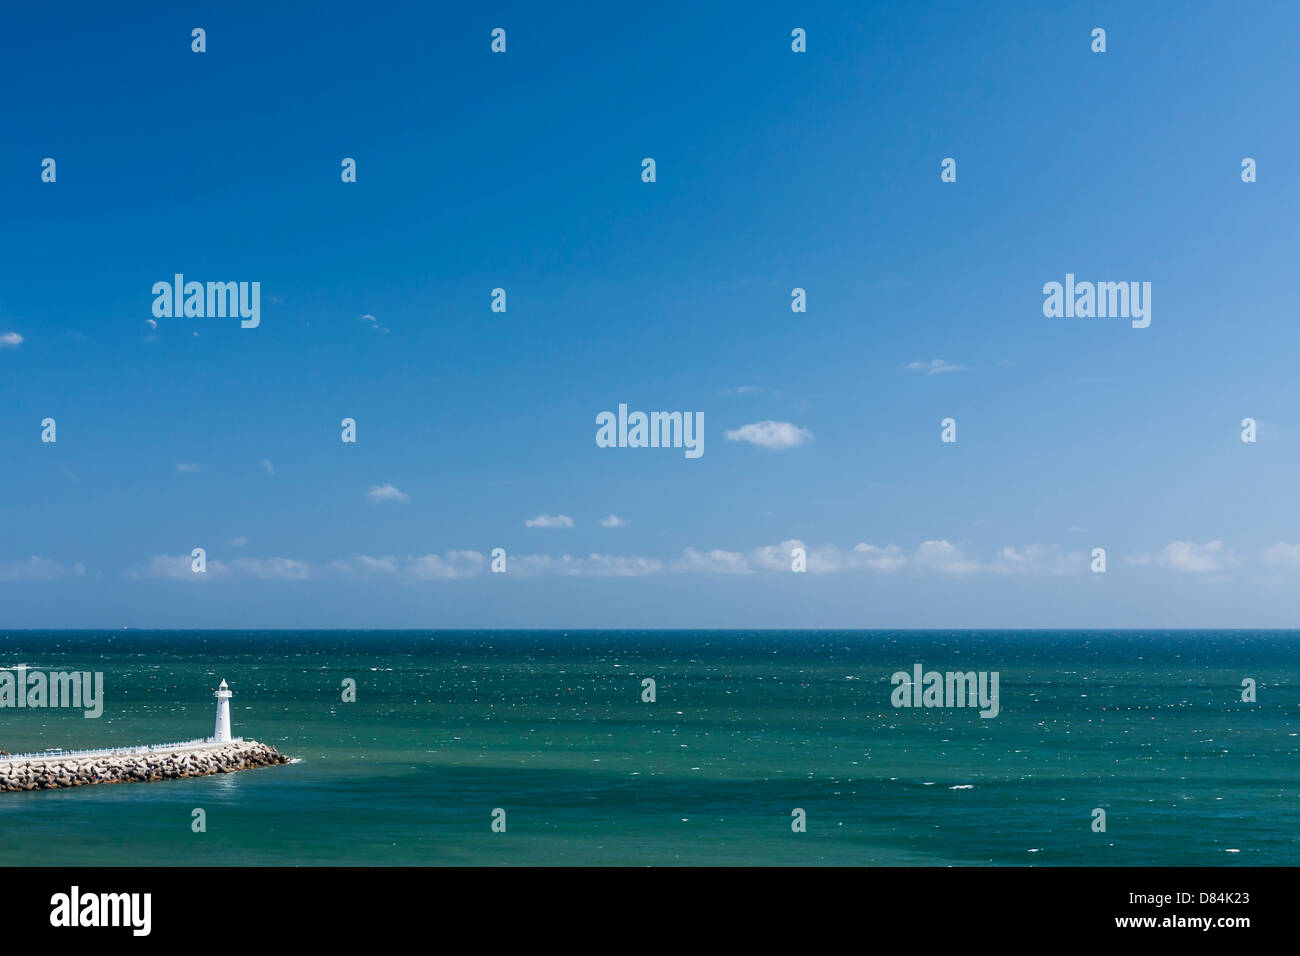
[[0, 737, 244, 762]]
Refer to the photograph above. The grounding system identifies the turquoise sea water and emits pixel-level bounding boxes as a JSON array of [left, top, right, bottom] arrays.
[[0, 631, 1295, 866]]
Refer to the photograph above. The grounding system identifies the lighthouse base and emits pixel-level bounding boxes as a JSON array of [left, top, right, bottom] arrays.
[[0, 740, 289, 793]]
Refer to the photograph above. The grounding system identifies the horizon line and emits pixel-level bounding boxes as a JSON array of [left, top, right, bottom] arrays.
[[4, 627, 1300, 634]]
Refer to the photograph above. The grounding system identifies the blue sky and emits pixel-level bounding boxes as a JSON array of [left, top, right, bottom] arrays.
[[2, 1, 1298, 628]]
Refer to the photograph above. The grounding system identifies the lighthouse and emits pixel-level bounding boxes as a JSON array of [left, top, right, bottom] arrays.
[[213, 679, 233, 742]]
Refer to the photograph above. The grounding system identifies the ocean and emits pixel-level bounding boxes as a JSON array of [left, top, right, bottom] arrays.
[[0, 630, 1295, 866]]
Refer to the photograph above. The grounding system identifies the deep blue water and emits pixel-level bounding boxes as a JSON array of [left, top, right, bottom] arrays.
[[0, 630, 1295, 865]]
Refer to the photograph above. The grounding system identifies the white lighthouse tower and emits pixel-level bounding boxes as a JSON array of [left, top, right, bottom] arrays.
[[213, 679, 233, 742]]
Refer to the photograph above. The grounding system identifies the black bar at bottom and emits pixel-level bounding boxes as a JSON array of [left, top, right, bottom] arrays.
[[3, 866, 1286, 941]]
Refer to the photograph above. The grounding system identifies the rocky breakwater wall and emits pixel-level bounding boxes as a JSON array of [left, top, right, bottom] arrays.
[[0, 740, 289, 792]]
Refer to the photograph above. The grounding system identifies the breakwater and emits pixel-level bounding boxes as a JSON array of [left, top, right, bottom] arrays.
[[0, 738, 289, 792]]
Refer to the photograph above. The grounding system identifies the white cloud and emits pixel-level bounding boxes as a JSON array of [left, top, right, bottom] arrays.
[[176, 462, 200, 474], [600, 540, 1077, 577], [907, 540, 1084, 575], [145, 319, 157, 330], [988, 544, 1082, 575], [0, 556, 66, 581], [408, 551, 487, 580], [0, 332, 22, 348], [497, 554, 559, 575], [525, 514, 574, 528], [261, 458, 275, 475], [913, 539, 984, 574], [800, 541, 907, 574], [905, 359, 966, 375], [115, 537, 1260, 587], [850, 542, 908, 572], [231, 537, 249, 547], [127, 554, 230, 581], [672, 548, 754, 574], [674, 541, 922, 575], [1262, 542, 1300, 569], [750, 539, 876, 573], [229, 557, 311, 580], [600, 515, 627, 528], [109, 537, 1131, 585], [1158, 540, 1233, 572], [578, 554, 663, 576], [129, 554, 308, 581], [330, 554, 399, 576], [368, 484, 410, 503], [1128, 541, 1235, 572], [349, 554, 400, 574], [748, 540, 804, 571], [724, 421, 813, 450], [511, 553, 664, 577]]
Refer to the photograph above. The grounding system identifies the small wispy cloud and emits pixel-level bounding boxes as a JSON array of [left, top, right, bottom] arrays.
[[1161, 540, 1234, 572], [514, 553, 665, 577], [849, 543, 909, 573], [359, 313, 389, 334], [408, 551, 487, 579], [0, 332, 22, 349], [600, 515, 627, 528], [176, 462, 201, 474], [261, 458, 275, 475], [724, 421, 813, 450], [231, 537, 249, 548], [333, 551, 663, 579], [674, 547, 754, 574], [1126, 540, 1235, 572], [127, 554, 230, 581], [229, 557, 311, 581], [129, 536, 1266, 585], [0, 556, 67, 581], [368, 484, 410, 503], [128, 554, 308, 581], [1261, 542, 1300, 569], [331, 554, 399, 575], [913, 539, 984, 574], [526, 514, 574, 528], [905, 359, 966, 375]]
